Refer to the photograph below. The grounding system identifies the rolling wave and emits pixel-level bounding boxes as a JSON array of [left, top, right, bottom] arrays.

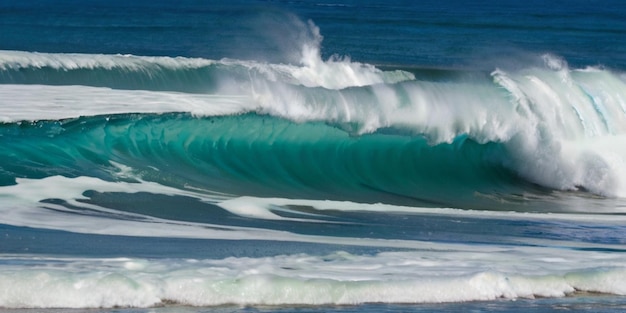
[[1, 111, 625, 212], [0, 113, 518, 209], [1, 31, 626, 205]]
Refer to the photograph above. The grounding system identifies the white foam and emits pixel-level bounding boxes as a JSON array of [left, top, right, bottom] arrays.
[[2, 174, 625, 253], [492, 62, 626, 197], [1, 249, 625, 308], [0, 50, 215, 71], [0, 175, 476, 250], [2, 176, 626, 308], [0, 84, 253, 122], [219, 196, 626, 222]]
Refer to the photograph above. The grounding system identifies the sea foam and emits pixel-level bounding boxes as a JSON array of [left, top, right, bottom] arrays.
[[1, 251, 625, 308]]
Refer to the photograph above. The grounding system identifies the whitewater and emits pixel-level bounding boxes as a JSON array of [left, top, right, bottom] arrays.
[[1, 1, 626, 312]]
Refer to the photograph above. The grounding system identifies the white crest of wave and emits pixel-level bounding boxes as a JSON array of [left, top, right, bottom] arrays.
[[0, 21, 415, 91], [0, 50, 214, 71], [245, 54, 626, 197], [271, 20, 414, 89]]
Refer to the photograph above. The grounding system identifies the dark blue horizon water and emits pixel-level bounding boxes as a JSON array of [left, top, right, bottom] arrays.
[[2, 0, 626, 69]]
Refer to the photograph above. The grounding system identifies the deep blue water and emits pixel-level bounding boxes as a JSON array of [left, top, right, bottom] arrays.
[[1, 0, 626, 311], [3, 0, 626, 68]]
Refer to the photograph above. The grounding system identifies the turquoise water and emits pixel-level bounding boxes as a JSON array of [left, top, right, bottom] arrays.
[[1, 0, 626, 311]]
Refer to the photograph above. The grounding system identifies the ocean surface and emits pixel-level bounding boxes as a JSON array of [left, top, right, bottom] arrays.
[[1, 0, 626, 312]]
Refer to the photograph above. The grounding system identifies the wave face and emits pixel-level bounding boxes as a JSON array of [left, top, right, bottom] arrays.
[[2, 7, 626, 310], [0, 113, 521, 209]]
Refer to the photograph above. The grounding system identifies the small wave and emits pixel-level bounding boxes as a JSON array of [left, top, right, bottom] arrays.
[[1, 252, 625, 308], [0, 46, 414, 92]]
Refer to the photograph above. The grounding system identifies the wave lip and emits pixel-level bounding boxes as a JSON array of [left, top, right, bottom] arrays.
[[491, 56, 626, 197]]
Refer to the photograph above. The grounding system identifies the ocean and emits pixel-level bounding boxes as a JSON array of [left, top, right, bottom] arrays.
[[1, 0, 626, 312]]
